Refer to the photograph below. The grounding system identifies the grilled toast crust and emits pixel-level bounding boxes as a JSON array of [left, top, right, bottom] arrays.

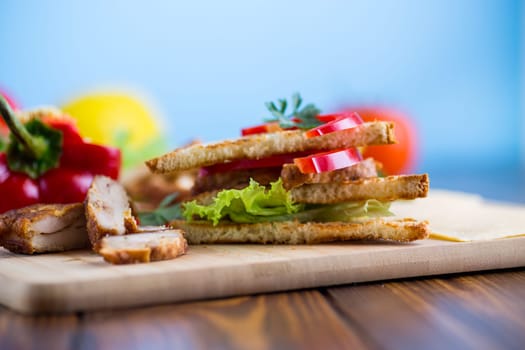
[[290, 174, 429, 204], [188, 174, 429, 206], [171, 219, 429, 244], [147, 121, 395, 173]]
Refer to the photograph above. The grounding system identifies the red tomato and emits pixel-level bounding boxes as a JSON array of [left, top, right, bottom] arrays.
[[351, 107, 417, 175], [241, 122, 282, 136], [316, 113, 346, 123], [305, 112, 363, 138], [294, 148, 362, 174]]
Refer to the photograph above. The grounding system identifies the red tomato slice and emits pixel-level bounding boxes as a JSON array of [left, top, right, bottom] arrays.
[[316, 112, 363, 123], [241, 122, 282, 136], [315, 114, 341, 123], [305, 112, 363, 138], [241, 112, 362, 137], [294, 148, 362, 174], [201, 151, 313, 176]]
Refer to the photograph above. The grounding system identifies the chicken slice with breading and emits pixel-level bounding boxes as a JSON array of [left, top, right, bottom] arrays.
[[85, 175, 139, 251], [0, 203, 89, 254], [86, 175, 188, 264], [98, 230, 187, 264]]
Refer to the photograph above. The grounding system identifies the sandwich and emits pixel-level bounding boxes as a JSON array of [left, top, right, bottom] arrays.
[[146, 94, 430, 244]]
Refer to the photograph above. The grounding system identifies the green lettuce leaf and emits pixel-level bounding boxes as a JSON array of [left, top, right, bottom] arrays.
[[182, 179, 394, 225], [183, 179, 303, 225], [293, 200, 393, 222]]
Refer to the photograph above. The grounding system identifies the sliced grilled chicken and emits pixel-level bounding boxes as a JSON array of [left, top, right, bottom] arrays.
[[0, 203, 89, 254], [98, 230, 187, 264], [85, 175, 139, 251], [86, 175, 188, 263]]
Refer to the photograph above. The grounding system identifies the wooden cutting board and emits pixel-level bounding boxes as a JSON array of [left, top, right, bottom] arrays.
[[1, 190, 524, 314]]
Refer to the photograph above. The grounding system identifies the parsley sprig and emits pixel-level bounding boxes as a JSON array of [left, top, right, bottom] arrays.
[[264, 93, 322, 129], [138, 193, 183, 226]]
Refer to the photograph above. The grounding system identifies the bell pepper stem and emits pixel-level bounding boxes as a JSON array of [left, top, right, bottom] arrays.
[[0, 95, 45, 158]]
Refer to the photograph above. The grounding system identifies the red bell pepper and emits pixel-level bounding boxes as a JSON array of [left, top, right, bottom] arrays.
[[0, 89, 18, 138], [0, 96, 121, 213], [0, 153, 40, 213]]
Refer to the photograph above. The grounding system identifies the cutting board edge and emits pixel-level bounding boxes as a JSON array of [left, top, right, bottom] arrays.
[[3, 237, 525, 315]]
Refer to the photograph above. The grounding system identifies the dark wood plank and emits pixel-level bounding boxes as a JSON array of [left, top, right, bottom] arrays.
[[325, 268, 525, 350], [2, 270, 525, 349], [0, 286, 378, 349], [75, 290, 367, 350], [0, 307, 79, 350]]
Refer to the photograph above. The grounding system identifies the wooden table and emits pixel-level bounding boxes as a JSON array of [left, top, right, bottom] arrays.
[[1, 268, 524, 349], [1, 169, 525, 349]]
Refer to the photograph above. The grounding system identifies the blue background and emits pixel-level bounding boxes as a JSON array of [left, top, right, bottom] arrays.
[[0, 0, 523, 176]]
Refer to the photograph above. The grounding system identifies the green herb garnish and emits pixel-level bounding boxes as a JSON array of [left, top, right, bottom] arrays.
[[138, 193, 183, 226], [264, 93, 322, 129]]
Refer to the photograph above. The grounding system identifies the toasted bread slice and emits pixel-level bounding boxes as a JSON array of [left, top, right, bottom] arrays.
[[171, 219, 429, 244], [291, 174, 429, 204], [189, 174, 429, 206], [147, 121, 395, 173], [0, 203, 89, 254], [98, 230, 188, 264]]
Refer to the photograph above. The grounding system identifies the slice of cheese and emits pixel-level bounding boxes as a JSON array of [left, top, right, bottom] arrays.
[[391, 190, 525, 242]]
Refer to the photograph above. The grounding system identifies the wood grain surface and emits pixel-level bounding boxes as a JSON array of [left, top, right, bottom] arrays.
[[1, 188, 524, 348], [2, 189, 525, 314], [1, 268, 524, 350], [1, 237, 524, 314]]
